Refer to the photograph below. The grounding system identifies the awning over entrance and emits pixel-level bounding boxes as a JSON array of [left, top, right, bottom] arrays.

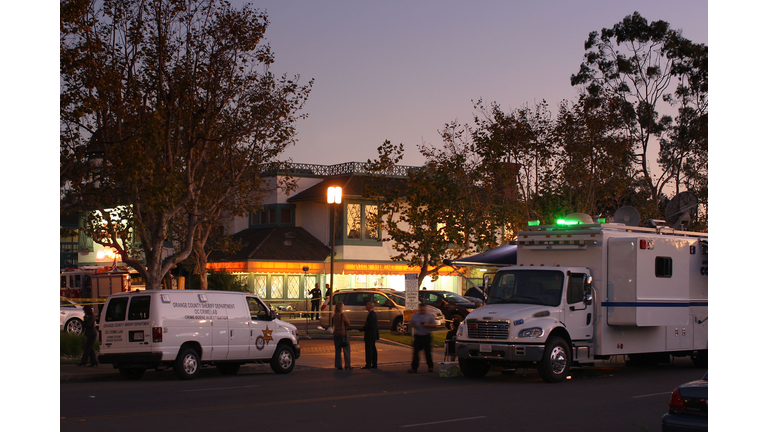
[[445, 244, 517, 267]]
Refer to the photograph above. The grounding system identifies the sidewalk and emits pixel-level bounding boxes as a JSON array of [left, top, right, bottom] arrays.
[[61, 318, 418, 383]]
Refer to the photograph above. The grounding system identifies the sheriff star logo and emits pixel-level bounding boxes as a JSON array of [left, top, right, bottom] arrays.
[[262, 326, 274, 344]]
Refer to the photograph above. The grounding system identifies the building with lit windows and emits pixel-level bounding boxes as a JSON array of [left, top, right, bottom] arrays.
[[206, 162, 462, 307], [60, 162, 473, 307]]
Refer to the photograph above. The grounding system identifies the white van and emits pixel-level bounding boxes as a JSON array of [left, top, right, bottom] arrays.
[[97, 290, 300, 380]]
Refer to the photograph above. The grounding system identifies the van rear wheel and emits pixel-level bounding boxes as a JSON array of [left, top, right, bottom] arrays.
[[174, 348, 201, 380]]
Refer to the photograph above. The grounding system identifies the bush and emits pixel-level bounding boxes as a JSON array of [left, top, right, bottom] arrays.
[[60, 331, 99, 359]]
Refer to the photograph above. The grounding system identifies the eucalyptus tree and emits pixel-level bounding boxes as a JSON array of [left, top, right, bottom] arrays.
[[61, 0, 312, 289], [571, 12, 708, 217]]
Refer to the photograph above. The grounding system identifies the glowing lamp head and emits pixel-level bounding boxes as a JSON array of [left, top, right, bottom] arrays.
[[327, 186, 342, 204]]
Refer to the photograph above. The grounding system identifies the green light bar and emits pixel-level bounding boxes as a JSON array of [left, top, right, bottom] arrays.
[[597, 218, 606, 223], [527, 220, 540, 226], [556, 219, 580, 226]]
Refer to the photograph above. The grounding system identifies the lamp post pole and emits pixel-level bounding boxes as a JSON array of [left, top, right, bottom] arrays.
[[327, 186, 342, 329], [302, 266, 310, 338]]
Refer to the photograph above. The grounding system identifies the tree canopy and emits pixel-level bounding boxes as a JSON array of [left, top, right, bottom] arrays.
[[60, 0, 312, 289], [571, 11, 708, 220]]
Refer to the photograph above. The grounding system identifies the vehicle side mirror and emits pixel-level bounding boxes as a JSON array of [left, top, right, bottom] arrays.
[[270, 309, 279, 320], [384, 300, 395, 308], [583, 275, 593, 305]]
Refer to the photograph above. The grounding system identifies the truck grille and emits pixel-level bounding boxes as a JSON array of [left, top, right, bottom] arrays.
[[467, 320, 510, 340]]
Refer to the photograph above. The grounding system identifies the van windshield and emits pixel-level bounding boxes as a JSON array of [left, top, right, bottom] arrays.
[[487, 270, 564, 307]]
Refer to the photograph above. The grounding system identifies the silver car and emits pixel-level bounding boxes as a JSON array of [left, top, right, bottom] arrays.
[[60, 297, 85, 335], [320, 289, 445, 334]]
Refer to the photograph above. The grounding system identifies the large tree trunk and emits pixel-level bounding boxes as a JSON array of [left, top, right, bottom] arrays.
[[194, 237, 209, 290]]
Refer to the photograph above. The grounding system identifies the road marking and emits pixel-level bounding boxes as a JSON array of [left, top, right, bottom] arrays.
[[400, 416, 487, 428], [61, 383, 491, 423], [181, 385, 261, 392], [632, 392, 670, 398]]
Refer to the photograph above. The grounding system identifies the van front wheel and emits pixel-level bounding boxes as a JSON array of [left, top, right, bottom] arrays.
[[174, 348, 201, 380], [271, 345, 295, 374]]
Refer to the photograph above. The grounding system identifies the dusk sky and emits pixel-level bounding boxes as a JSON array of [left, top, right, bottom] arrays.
[[239, 0, 709, 168]]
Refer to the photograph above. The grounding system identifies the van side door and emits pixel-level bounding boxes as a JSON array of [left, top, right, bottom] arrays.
[[226, 296, 251, 360], [247, 296, 278, 360]]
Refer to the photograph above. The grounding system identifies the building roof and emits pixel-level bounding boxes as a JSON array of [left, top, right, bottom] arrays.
[[208, 226, 331, 262], [287, 174, 406, 203]]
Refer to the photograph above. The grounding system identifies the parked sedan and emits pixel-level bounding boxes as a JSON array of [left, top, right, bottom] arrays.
[[60, 297, 85, 335], [418, 290, 477, 329], [662, 372, 708, 431]]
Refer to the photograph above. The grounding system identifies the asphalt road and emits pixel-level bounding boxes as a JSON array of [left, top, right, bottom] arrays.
[[60, 358, 705, 432]]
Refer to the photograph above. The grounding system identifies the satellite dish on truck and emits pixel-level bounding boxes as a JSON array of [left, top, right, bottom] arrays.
[[665, 191, 699, 230], [613, 206, 641, 227]]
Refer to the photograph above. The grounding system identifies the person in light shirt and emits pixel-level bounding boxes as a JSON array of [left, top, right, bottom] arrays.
[[407, 302, 439, 373]]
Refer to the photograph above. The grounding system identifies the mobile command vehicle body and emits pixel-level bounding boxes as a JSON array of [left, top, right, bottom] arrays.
[[456, 219, 707, 383], [98, 290, 301, 380]]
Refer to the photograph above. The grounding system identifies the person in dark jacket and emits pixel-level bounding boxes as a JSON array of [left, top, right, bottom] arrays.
[[79, 305, 98, 367], [361, 301, 379, 369], [309, 283, 322, 320]]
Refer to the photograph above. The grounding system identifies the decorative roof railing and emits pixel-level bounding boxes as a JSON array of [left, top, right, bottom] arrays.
[[279, 162, 421, 178]]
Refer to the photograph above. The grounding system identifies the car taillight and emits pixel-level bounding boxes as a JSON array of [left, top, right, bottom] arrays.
[[152, 327, 163, 343], [669, 388, 686, 411]]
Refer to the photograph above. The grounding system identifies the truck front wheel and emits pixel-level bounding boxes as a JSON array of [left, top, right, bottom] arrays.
[[537, 337, 571, 383], [459, 358, 490, 378]]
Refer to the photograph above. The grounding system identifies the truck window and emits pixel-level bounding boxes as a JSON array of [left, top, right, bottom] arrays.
[[104, 297, 129, 322], [488, 270, 563, 307], [127, 296, 151, 320], [655, 257, 673, 278], [567, 275, 585, 305]]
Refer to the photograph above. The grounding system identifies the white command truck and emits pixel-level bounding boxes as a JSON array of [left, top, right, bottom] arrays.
[[98, 290, 301, 380], [456, 221, 707, 383]]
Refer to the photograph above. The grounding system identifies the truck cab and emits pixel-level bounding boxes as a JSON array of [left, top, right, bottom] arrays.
[[457, 266, 594, 382]]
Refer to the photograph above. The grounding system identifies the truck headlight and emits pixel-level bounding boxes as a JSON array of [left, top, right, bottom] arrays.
[[518, 327, 544, 338]]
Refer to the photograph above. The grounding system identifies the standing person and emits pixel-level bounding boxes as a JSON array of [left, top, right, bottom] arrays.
[[445, 318, 461, 361], [332, 302, 352, 370], [78, 305, 98, 367], [361, 301, 379, 369], [408, 302, 438, 373], [309, 283, 322, 320]]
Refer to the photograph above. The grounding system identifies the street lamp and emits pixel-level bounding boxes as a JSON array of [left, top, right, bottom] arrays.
[[327, 186, 342, 305]]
